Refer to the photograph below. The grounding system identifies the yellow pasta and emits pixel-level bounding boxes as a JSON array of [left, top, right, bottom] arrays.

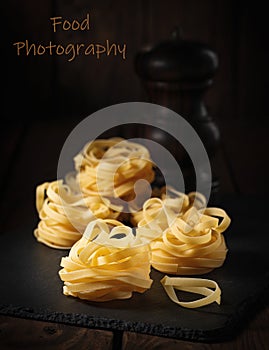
[[131, 186, 207, 226], [132, 187, 231, 275], [59, 219, 153, 301], [150, 206, 230, 275], [150, 207, 230, 275], [161, 275, 221, 308], [74, 138, 155, 200], [34, 137, 232, 308], [131, 187, 188, 227], [34, 179, 122, 249]]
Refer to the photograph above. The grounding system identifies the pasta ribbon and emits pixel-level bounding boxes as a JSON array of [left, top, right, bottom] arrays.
[[59, 219, 153, 301], [131, 186, 206, 227], [161, 275, 221, 308], [34, 179, 122, 249], [150, 206, 231, 275], [133, 187, 231, 275], [74, 138, 155, 199]]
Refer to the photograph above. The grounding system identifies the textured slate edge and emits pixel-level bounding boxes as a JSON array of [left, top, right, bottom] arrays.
[[0, 279, 268, 344], [0, 304, 224, 342]]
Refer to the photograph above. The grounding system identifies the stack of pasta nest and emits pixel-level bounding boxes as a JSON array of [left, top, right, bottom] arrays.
[[34, 137, 231, 306]]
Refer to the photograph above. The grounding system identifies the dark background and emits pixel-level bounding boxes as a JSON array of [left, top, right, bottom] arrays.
[[1, 0, 269, 232]]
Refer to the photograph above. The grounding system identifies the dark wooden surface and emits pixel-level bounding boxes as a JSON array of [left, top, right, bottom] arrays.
[[0, 316, 114, 350]]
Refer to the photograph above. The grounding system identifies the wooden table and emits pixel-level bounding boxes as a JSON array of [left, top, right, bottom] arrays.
[[1, 119, 268, 349]]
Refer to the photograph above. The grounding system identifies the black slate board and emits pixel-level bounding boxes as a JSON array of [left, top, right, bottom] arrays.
[[0, 196, 269, 342]]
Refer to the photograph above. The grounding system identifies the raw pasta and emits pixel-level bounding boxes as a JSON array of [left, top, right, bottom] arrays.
[[59, 219, 153, 301], [150, 206, 230, 275], [34, 137, 157, 249], [134, 188, 231, 275], [34, 179, 122, 249], [161, 275, 221, 308], [34, 137, 232, 308], [75, 138, 155, 199]]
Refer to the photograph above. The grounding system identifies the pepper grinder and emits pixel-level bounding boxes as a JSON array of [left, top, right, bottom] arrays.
[[135, 29, 220, 198]]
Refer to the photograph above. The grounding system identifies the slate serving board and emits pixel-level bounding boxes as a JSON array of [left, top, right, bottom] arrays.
[[0, 196, 269, 342]]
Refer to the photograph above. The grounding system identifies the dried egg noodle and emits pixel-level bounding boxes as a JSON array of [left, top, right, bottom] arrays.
[[74, 138, 155, 199], [147, 201, 231, 275], [150, 207, 230, 275], [34, 180, 122, 249], [133, 187, 230, 275], [59, 220, 153, 301], [131, 186, 206, 227], [161, 275, 221, 308]]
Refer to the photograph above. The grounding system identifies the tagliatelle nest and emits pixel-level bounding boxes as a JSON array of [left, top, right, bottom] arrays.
[[34, 179, 122, 249], [150, 206, 230, 275], [74, 137, 155, 200], [132, 187, 231, 275], [59, 220, 153, 301]]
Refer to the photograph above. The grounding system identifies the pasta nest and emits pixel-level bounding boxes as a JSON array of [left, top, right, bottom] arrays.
[[34, 180, 122, 249], [74, 137, 155, 200], [133, 187, 231, 275], [59, 219, 153, 301]]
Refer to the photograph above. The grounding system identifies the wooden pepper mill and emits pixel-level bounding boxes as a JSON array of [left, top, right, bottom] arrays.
[[135, 29, 220, 197]]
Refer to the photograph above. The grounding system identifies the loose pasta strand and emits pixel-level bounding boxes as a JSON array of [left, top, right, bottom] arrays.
[[161, 275, 221, 308]]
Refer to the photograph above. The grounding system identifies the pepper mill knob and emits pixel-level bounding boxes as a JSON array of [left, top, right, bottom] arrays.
[[135, 29, 221, 195], [136, 28, 218, 88]]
